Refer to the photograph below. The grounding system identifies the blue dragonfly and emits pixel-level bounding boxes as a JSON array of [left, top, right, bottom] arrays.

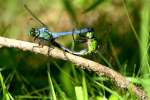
[[24, 4, 97, 55]]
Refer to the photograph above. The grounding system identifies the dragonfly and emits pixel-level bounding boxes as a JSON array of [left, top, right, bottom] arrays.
[[24, 4, 98, 56]]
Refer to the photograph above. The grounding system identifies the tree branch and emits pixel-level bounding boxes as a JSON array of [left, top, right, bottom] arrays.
[[0, 36, 147, 99]]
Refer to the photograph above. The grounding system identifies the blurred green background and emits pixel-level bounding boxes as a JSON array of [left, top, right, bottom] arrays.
[[0, 0, 149, 99]]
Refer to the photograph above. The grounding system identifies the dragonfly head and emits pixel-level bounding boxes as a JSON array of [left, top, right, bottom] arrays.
[[86, 31, 96, 39], [29, 27, 49, 37], [29, 28, 37, 37]]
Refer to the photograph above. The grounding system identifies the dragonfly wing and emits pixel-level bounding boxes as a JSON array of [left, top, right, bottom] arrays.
[[52, 41, 88, 56], [70, 49, 88, 56]]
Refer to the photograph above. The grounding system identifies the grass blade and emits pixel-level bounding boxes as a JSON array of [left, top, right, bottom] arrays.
[[47, 67, 57, 100], [82, 71, 88, 100], [75, 86, 84, 100], [0, 72, 13, 100]]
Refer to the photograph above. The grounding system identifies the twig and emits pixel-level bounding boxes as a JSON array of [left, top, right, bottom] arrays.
[[0, 36, 147, 99]]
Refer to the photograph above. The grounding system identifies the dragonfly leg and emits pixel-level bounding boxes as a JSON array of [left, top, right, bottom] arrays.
[[71, 29, 88, 44], [33, 35, 40, 41], [71, 29, 76, 42], [47, 45, 54, 56], [32, 44, 43, 51], [33, 37, 36, 41], [32, 38, 44, 51]]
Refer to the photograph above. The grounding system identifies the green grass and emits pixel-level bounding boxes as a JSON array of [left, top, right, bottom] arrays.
[[139, 0, 150, 98], [0, 72, 14, 100], [47, 65, 57, 100]]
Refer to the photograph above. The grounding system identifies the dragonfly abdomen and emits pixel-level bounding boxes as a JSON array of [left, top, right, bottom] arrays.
[[51, 27, 94, 39]]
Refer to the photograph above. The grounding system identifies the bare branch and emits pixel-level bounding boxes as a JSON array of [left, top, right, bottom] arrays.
[[0, 36, 147, 99]]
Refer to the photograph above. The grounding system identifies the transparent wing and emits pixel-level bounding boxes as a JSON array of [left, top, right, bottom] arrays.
[[24, 4, 46, 27]]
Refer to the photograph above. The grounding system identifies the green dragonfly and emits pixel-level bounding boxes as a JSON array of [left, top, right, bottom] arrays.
[[24, 4, 98, 56]]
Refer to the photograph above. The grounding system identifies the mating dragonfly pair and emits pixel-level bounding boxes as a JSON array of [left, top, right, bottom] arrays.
[[24, 4, 98, 56]]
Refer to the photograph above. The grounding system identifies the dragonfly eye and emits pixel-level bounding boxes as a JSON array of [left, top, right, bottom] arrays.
[[29, 28, 37, 37], [86, 32, 96, 39], [87, 27, 94, 32], [43, 27, 49, 32]]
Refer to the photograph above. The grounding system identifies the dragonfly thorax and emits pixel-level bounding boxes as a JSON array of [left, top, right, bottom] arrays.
[[37, 27, 49, 33], [29, 27, 49, 37], [29, 27, 54, 42]]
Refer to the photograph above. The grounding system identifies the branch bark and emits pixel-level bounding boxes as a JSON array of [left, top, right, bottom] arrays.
[[0, 36, 147, 99]]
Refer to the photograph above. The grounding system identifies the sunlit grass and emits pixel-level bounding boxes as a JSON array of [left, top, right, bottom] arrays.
[[139, 0, 150, 98], [0, 72, 14, 100]]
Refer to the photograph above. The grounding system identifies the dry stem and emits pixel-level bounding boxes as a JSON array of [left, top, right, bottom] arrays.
[[0, 36, 147, 99]]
